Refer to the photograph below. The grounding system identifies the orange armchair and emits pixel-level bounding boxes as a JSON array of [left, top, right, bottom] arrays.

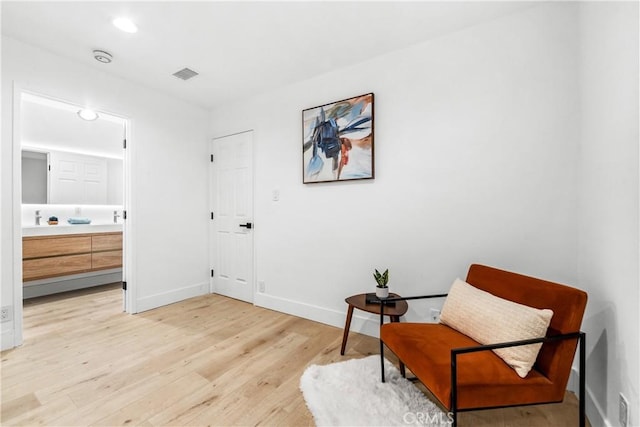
[[380, 264, 587, 426]]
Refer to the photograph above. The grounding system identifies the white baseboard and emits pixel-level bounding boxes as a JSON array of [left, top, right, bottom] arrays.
[[1, 328, 15, 351], [586, 384, 611, 427], [254, 292, 381, 338], [568, 365, 610, 427], [135, 281, 208, 313]]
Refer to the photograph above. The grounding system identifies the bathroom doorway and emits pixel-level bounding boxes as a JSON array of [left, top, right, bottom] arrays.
[[12, 89, 132, 345]]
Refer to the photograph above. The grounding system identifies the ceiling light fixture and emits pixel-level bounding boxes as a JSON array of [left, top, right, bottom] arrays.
[[113, 17, 138, 33], [77, 109, 99, 121], [93, 49, 113, 64]]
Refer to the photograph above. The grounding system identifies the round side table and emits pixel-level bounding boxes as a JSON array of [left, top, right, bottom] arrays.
[[340, 293, 408, 355]]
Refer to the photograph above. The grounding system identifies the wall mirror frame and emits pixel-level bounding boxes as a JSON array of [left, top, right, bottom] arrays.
[[20, 92, 126, 206]]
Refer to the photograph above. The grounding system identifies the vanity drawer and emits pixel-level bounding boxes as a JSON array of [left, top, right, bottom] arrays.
[[23, 232, 123, 282], [92, 233, 122, 252], [92, 250, 123, 270], [23, 236, 91, 259], [23, 254, 92, 281]]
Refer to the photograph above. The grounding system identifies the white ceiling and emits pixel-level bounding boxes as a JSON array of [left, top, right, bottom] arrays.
[[2, 1, 534, 111]]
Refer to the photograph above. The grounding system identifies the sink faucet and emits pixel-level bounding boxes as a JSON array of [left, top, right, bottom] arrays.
[[113, 210, 121, 224], [35, 210, 42, 225]]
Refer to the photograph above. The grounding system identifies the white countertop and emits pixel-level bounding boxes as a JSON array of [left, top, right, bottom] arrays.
[[23, 223, 123, 237]]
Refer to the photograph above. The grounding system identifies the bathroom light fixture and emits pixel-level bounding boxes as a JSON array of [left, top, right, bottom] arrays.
[[113, 17, 138, 33], [77, 109, 99, 121], [93, 49, 113, 63]]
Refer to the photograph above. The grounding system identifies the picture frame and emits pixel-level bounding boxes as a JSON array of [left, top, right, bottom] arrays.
[[302, 93, 374, 184]]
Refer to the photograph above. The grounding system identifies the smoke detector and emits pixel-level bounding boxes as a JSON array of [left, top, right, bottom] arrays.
[[93, 50, 113, 64]]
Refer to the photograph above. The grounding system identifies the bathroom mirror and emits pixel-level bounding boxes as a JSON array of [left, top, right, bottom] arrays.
[[20, 93, 125, 205]]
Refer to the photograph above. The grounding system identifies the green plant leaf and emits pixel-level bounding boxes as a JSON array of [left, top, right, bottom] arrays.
[[373, 268, 389, 286]]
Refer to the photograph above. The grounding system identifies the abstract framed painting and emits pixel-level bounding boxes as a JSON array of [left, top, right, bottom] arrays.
[[302, 93, 374, 184]]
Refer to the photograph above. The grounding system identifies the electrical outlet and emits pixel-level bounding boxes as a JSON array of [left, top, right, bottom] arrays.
[[620, 393, 629, 427], [258, 281, 265, 293], [1, 306, 12, 323], [429, 309, 441, 323]]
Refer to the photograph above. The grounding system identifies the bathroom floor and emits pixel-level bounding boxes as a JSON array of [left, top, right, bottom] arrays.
[[23, 282, 121, 310]]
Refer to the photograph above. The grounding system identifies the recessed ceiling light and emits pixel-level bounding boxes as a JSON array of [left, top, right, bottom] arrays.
[[77, 109, 99, 121], [113, 17, 138, 34]]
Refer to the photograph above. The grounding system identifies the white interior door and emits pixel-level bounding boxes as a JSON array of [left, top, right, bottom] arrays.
[[49, 151, 108, 205], [210, 131, 254, 303]]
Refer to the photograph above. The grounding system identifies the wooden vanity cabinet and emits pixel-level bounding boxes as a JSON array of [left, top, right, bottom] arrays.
[[23, 232, 123, 281], [91, 234, 123, 270]]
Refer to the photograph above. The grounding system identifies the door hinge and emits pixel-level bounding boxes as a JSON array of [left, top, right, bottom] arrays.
[[211, 212, 214, 220], [210, 154, 214, 163], [123, 139, 127, 149], [48, 165, 51, 171], [211, 269, 214, 277], [122, 281, 127, 291], [123, 210, 127, 220]]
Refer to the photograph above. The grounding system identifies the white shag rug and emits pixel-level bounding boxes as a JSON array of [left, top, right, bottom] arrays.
[[300, 355, 450, 426]]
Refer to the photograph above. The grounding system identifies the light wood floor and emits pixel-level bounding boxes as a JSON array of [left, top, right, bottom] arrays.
[[1, 284, 586, 426]]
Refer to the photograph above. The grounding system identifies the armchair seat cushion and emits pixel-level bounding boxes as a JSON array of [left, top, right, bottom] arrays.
[[381, 322, 562, 410]]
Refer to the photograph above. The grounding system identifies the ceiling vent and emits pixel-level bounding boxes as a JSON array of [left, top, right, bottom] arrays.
[[173, 68, 199, 81]]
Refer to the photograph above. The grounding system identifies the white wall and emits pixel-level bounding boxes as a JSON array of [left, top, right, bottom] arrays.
[[578, 3, 639, 426], [210, 2, 639, 424], [1, 36, 210, 349], [210, 4, 580, 337]]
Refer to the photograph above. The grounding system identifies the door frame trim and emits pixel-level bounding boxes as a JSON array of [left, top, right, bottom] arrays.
[[10, 82, 25, 347], [10, 84, 135, 348], [209, 130, 256, 303]]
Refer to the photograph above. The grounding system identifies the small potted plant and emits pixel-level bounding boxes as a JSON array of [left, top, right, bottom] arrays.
[[373, 268, 389, 299]]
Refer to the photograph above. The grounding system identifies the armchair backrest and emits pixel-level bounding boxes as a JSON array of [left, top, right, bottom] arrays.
[[465, 264, 587, 386]]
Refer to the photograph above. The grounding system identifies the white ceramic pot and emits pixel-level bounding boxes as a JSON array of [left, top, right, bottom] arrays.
[[376, 287, 389, 299]]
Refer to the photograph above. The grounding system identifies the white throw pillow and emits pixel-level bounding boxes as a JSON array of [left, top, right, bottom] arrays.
[[440, 278, 553, 378]]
